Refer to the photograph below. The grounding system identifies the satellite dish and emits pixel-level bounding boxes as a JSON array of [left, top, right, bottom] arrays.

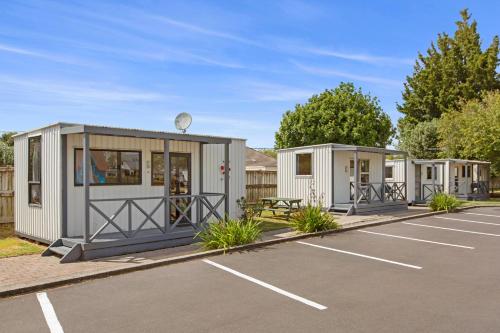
[[174, 112, 192, 133]]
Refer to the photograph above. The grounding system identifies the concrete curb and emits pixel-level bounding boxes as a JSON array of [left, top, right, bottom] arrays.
[[0, 204, 496, 299]]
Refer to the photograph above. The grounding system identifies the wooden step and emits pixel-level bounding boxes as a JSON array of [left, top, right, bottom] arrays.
[[48, 245, 72, 257]]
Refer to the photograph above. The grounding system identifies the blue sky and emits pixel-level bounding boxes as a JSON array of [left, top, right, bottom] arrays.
[[1, 0, 499, 147]]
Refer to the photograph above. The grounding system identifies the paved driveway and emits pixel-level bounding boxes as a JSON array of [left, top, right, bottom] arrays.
[[1, 207, 499, 332]]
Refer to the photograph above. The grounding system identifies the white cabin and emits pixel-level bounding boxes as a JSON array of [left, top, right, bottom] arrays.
[[277, 143, 408, 215], [386, 159, 491, 203], [14, 123, 246, 262]]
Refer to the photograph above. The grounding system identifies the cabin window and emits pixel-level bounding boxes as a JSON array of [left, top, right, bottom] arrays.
[[385, 166, 393, 179], [461, 165, 471, 177], [296, 153, 312, 176], [151, 153, 165, 185], [74, 149, 141, 186], [28, 136, 42, 205], [426, 166, 437, 180], [350, 159, 370, 183]]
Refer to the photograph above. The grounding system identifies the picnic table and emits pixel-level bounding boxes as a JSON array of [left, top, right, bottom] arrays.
[[258, 197, 302, 220]]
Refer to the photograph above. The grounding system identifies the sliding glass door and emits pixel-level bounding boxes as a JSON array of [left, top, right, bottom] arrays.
[[151, 152, 192, 225], [170, 153, 191, 225]]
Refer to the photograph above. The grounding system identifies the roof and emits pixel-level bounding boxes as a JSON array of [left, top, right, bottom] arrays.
[[13, 122, 245, 144], [389, 158, 491, 165], [246, 148, 277, 168], [277, 143, 405, 155]]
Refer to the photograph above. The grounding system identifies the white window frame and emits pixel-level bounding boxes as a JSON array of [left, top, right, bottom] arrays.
[[350, 159, 370, 183]]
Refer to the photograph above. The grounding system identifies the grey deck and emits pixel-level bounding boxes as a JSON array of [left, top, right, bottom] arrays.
[[455, 193, 490, 200], [64, 226, 195, 247], [45, 226, 199, 262], [331, 201, 408, 215]]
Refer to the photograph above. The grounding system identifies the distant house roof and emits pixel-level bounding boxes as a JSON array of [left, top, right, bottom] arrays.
[[246, 148, 277, 171]]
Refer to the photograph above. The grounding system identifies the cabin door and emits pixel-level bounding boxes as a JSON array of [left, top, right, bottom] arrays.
[[453, 166, 459, 193], [170, 153, 192, 225]]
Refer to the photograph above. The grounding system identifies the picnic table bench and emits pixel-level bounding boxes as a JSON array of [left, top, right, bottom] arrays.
[[258, 197, 302, 220]]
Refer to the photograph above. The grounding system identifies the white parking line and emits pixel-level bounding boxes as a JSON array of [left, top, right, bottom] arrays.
[[296, 241, 422, 270], [357, 230, 474, 249], [36, 292, 64, 333], [434, 216, 500, 226], [202, 259, 327, 310], [403, 222, 500, 237], [462, 212, 500, 218]]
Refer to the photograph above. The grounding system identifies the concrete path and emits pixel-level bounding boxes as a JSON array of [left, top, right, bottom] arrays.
[[1, 207, 499, 332]]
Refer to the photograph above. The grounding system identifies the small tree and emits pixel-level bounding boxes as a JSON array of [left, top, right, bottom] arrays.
[[0, 132, 16, 147], [275, 82, 394, 148], [397, 119, 440, 159], [438, 91, 500, 176], [0, 141, 14, 166], [259, 149, 277, 159]]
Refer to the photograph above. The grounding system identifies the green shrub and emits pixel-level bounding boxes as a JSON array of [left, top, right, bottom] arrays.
[[197, 218, 262, 250], [236, 196, 262, 221], [429, 193, 461, 212], [290, 204, 340, 233]]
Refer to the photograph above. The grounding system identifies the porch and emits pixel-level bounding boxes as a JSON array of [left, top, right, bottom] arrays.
[[413, 160, 446, 203], [331, 145, 408, 215], [412, 159, 490, 202], [449, 160, 490, 200], [43, 124, 233, 262]]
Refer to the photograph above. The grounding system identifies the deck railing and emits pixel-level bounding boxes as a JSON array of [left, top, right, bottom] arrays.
[[88, 193, 225, 243], [452, 180, 468, 195], [452, 180, 489, 195], [422, 184, 444, 201], [473, 181, 489, 195], [350, 182, 406, 204]]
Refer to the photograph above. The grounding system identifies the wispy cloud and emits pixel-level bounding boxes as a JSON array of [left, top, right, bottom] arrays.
[[64, 40, 245, 69], [292, 61, 402, 87], [305, 48, 413, 65], [0, 42, 92, 66], [235, 81, 314, 102], [1, 2, 248, 69], [0, 75, 175, 103], [148, 15, 262, 47], [193, 114, 275, 131]]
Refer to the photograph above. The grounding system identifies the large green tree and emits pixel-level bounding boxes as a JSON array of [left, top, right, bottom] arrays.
[[398, 9, 499, 136], [438, 91, 500, 176], [398, 119, 440, 159], [275, 82, 394, 148]]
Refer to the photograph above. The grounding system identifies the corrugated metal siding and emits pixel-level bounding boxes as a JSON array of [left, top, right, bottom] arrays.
[[66, 135, 245, 237], [277, 145, 332, 209], [14, 125, 62, 242], [203, 139, 246, 218]]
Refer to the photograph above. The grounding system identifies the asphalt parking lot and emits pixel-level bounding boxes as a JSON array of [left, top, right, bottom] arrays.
[[1, 207, 499, 333]]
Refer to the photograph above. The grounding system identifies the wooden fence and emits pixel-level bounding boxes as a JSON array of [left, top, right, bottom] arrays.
[[0, 166, 14, 224], [246, 170, 277, 203]]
